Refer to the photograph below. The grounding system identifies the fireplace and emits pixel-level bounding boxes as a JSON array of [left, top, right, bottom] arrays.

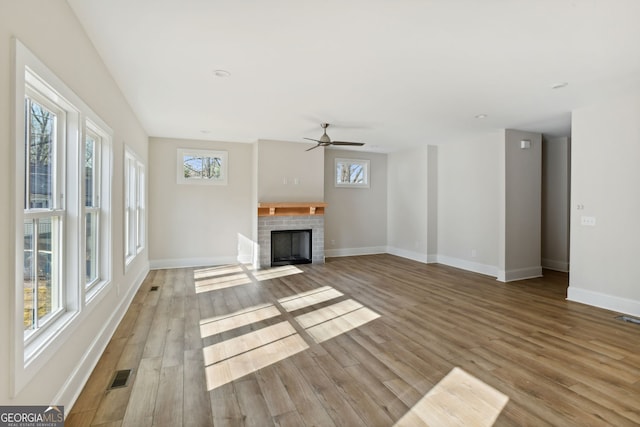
[[257, 202, 326, 268], [271, 229, 312, 266]]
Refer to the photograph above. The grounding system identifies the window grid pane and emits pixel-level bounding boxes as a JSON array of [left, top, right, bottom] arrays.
[[183, 155, 203, 178], [24, 216, 62, 333], [85, 134, 97, 207], [26, 99, 56, 209], [23, 220, 35, 330], [85, 211, 99, 285]]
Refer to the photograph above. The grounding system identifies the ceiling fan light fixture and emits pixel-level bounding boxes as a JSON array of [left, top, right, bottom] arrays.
[[304, 122, 365, 151], [213, 69, 231, 78]]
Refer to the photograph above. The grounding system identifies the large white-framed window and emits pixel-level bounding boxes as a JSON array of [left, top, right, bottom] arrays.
[[124, 147, 145, 267], [23, 86, 67, 339], [13, 39, 113, 394], [83, 120, 112, 300], [177, 148, 228, 185]]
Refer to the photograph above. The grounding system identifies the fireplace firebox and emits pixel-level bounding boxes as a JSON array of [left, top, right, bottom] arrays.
[[271, 229, 312, 266]]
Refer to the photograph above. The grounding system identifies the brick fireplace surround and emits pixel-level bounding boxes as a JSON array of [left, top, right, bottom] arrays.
[[257, 202, 327, 268]]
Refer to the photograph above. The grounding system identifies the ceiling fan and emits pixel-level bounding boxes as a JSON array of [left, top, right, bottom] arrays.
[[304, 123, 365, 151]]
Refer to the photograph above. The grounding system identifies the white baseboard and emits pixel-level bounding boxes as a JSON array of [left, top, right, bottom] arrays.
[[386, 246, 429, 263], [149, 256, 238, 270], [436, 255, 498, 277], [542, 258, 569, 272], [59, 265, 149, 411], [567, 286, 640, 318], [325, 246, 387, 258], [497, 266, 542, 282]]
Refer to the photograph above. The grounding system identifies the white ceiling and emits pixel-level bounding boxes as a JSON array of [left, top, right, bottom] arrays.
[[67, 0, 640, 152]]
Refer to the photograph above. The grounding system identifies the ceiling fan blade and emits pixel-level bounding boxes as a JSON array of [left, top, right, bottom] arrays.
[[306, 144, 321, 151], [331, 141, 365, 146], [304, 137, 322, 143]]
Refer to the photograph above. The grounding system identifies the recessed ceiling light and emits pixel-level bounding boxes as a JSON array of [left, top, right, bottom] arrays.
[[475, 114, 487, 119], [213, 69, 231, 78], [551, 82, 568, 89]]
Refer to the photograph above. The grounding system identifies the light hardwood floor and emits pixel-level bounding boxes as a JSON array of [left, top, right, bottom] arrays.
[[67, 255, 640, 426]]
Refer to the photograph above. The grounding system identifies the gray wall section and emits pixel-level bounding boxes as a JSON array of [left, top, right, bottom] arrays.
[[500, 129, 542, 281], [542, 136, 570, 272]]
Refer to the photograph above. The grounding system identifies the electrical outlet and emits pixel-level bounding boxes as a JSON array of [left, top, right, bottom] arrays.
[[581, 216, 596, 226]]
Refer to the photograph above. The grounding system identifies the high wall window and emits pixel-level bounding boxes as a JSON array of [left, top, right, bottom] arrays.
[[335, 158, 370, 188], [125, 148, 145, 267], [177, 148, 228, 185], [14, 40, 113, 392]]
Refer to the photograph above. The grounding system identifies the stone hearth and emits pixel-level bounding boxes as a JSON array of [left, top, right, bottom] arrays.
[[257, 202, 326, 268]]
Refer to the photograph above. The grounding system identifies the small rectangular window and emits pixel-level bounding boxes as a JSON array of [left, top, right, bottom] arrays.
[[335, 158, 370, 188], [177, 149, 228, 185]]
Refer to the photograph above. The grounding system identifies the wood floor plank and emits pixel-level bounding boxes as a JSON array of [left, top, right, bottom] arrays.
[[121, 357, 162, 426], [68, 255, 640, 426], [153, 365, 183, 426], [183, 348, 213, 427], [272, 358, 337, 427]]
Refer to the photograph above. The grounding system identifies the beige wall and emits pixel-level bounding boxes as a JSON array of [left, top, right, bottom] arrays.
[[324, 149, 387, 256], [257, 140, 324, 202], [499, 129, 542, 281], [387, 146, 432, 262], [0, 0, 148, 407], [569, 91, 640, 316], [148, 138, 254, 268], [542, 136, 570, 272], [437, 135, 501, 275]]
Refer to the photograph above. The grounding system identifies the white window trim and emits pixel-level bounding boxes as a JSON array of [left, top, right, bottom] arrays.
[[124, 147, 145, 269], [11, 39, 113, 396], [83, 119, 112, 303], [335, 158, 370, 188], [177, 148, 228, 185]]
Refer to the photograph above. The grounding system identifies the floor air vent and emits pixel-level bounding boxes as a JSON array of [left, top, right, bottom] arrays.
[[108, 369, 132, 390], [150, 286, 159, 292], [616, 315, 640, 325]]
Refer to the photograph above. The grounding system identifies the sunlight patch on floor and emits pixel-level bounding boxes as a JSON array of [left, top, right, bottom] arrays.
[[194, 265, 244, 280], [203, 321, 297, 366], [394, 367, 509, 427], [204, 329, 308, 390], [295, 298, 380, 344], [192, 264, 304, 295], [252, 265, 303, 281], [194, 273, 253, 293], [278, 285, 344, 312], [197, 272, 380, 391], [199, 303, 281, 338]]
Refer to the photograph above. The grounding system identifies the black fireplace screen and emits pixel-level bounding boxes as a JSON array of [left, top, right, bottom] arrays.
[[271, 229, 312, 266]]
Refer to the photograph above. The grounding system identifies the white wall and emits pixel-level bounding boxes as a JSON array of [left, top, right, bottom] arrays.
[[569, 91, 640, 316], [324, 149, 387, 257], [257, 140, 324, 202], [387, 146, 433, 263], [437, 134, 501, 276], [148, 138, 254, 268], [0, 0, 148, 407], [542, 136, 570, 272], [499, 129, 542, 281]]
